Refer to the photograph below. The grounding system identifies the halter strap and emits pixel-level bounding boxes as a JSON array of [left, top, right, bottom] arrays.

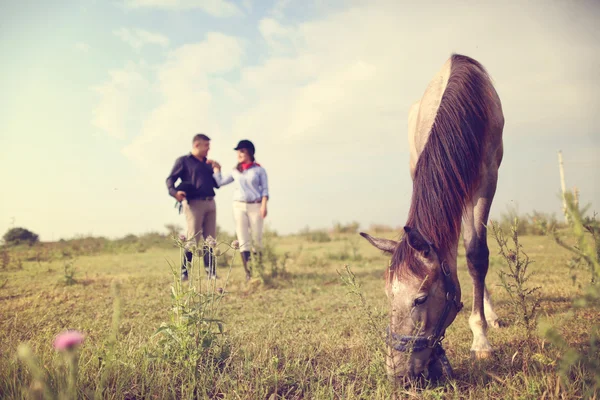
[[385, 260, 463, 378], [429, 260, 462, 347], [433, 342, 455, 378], [386, 329, 455, 378]]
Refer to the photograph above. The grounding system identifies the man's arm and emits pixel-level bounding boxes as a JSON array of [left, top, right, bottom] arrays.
[[166, 157, 184, 198]]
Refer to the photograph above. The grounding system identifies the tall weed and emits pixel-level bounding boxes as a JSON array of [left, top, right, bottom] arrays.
[[540, 192, 600, 397]]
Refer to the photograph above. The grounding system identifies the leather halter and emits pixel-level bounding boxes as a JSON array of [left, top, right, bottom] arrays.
[[386, 260, 464, 378]]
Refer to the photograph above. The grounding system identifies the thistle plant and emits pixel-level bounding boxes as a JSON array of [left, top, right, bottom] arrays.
[[338, 265, 388, 375], [490, 219, 541, 338], [63, 258, 77, 286], [53, 330, 85, 400], [95, 281, 122, 400], [540, 191, 600, 397], [16, 330, 86, 400], [547, 193, 599, 285], [151, 235, 239, 383], [490, 218, 542, 374]]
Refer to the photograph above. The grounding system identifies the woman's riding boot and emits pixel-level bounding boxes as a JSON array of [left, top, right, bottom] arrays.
[[241, 251, 251, 281]]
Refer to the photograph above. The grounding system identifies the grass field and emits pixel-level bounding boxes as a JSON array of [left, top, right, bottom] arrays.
[[0, 228, 598, 399]]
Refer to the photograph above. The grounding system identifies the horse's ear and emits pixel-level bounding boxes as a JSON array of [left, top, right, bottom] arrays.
[[359, 232, 398, 254], [403, 226, 431, 256]]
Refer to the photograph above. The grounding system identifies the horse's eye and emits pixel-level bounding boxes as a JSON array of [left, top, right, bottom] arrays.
[[414, 295, 428, 306]]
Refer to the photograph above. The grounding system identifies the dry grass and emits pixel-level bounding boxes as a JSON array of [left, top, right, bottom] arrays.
[[0, 230, 597, 399]]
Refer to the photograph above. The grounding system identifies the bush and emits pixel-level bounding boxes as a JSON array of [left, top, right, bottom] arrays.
[[165, 223, 183, 237], [298, 227, 331, 243], [326, 238, 362, 262], [541, 192, 600, 396], [215, 225, 235, 245], [495, 204, 565, 236], [490, 218, 541, 357], [152, 238, 233, 389], [308, 231, 332, 243], [3, 227, 39, 246], [332, 221, 360, 234], [368, 224, 396, 234]]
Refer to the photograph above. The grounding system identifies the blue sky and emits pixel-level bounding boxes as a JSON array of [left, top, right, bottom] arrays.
[[1, 0, 599, 241]]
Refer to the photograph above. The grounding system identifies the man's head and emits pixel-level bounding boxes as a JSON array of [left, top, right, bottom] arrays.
[[192, 133, 211, 158]]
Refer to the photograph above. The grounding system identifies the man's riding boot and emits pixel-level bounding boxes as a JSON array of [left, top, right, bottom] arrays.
[[204, 245, 217, 279], [181, 250, 193, 281], [241, 251, 251, 281]]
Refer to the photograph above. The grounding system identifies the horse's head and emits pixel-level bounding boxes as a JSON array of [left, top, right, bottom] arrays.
[[360, 226, 463, 381]]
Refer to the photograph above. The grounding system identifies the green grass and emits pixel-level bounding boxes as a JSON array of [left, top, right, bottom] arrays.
[[0, 231, 597, 399]]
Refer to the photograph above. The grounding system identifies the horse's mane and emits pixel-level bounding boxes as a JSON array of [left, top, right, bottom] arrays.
[[389, 54, 497, 283]]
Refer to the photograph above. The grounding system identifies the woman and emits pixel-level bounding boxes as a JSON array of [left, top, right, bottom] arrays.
[[213, 139, 269, 280]]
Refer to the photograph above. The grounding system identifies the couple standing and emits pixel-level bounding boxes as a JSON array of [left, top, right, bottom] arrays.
[[166, 133, 269, 281]]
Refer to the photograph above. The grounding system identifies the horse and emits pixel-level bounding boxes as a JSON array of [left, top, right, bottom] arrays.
[[360, 53, 504, 381]]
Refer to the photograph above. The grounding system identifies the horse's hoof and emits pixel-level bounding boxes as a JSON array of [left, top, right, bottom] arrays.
[[471, 350, 493, 360], [487, 319, 501, 329], [488, 318, 508, 328]]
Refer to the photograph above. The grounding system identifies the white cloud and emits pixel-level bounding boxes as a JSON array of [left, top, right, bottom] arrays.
[[122, 0, 242, 17], [91, 61, 151, 140], [75, 42, 90, 52], [121, 32, 244, 167], [241, 0, 252, 12], [114, 28, 169, 51], [94, 0, 600, 233], [268, 0, 291, 20], [258, 18, 299, 56]]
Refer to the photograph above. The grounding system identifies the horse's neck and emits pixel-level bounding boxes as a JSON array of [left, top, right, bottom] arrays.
[[408, 59, 452, 173], [444, 243, 460, 270]]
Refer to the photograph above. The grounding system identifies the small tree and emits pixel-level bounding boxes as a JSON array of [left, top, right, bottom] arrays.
[[3, 227, 39, 246], [165, 223, 182, 238]]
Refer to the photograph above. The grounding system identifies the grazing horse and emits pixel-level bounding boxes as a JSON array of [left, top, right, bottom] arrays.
[[360, 54, 504, 381]]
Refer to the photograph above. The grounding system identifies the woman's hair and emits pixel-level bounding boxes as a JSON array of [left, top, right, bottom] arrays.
[[236, 148, 255, 172]]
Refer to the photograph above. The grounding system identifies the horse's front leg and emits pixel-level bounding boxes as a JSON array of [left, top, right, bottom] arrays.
[[463, 192, 498, 359], [483, 284, 500, 328]]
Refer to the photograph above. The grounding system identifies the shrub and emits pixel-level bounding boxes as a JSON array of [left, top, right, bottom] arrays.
[[165, 223, 182, 237], [299, 227, 331, 243], [541, 191, 600, 396], [215, 225, 236, 245], [1, 246, 10, 270], [491, 219, 541, 335], [326, 238, 362, 262], [150, 236, 235, 391], [495, 204, 565, 236], [332, 221, 360, 234], [368, 224, 396, 234], [253, 231, 294, 287], [3, 227, 39, 246]]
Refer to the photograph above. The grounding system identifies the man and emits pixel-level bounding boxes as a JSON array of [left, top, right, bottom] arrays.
[[166, 133, 221, 280]]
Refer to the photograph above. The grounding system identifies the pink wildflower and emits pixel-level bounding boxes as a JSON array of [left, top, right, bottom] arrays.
[[53, 330, 85, 351], [179, 234, 186, 241]]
